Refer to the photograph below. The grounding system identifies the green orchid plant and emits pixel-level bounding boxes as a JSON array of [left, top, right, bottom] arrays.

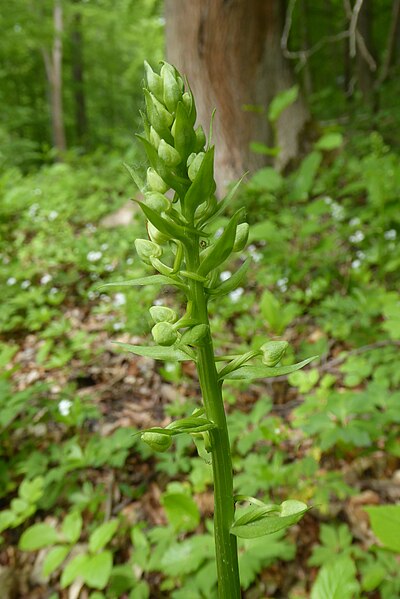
[[106, 61, 316, 598]]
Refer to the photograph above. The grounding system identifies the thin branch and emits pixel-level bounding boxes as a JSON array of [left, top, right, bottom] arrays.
[[349, 0, 364, 57]]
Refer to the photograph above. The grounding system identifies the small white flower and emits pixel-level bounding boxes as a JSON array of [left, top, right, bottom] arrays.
[[112, 322, 124, 331], [49, 287, 59, 295], [331, 202, 344, 221], [356, 251, 365, 260], [349, 230, 364, 244], [28, 203, 40, 216], [86, 223, 97, 232], [384, 229, 396, 240], [164, 363, 176, 372], [40, 274, 52, 285], [126, 258, 134, 265], [351, 259, 361, 269], [220, 271, 231, 282], [104, 264, 114, 272], [277, 277, 288, 292], [324, 196, 333, 205], [48, 210, 59, 221], [153, 298, 163, 306], [21, 280, 31, 289], [101, 243, 109, 251], [58, 399, 72, 416], [114, 292, 126, 307], [87, 251, 102, 262], [229, 287, 244, 303], [349, 217, 361, 227], [7, 277, 17, 285], [247, 244, 262, 262]]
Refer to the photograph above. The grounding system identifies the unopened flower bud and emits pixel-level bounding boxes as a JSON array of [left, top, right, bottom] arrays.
[[161, 65, 182, 113], [149, 305, 178, 324], [141, 431, 172, 452], [135, 239, 162, 265], [149, 126, 161, 149], [187, 153, 196, 168], [144, 192, 170, 213], [144, 90, 173, 132], [195, 126, 206, 152], [151, 322, 178, 346], [147, 221, 169, 245], [188, 152, 205, 181], [144, 61, 164, 102], [158, 139, 181, 167], [147, 167, 169, 193], [261, 340, 289, 367], [182, 91, 193, 114], [233, 223, 249, 252]]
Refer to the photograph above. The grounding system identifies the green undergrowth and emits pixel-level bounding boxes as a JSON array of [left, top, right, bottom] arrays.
[[1, 130, 400, 597]]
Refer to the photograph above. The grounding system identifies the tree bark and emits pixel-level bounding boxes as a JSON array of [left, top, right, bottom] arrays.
[[165, 0, 309, 192], [71, 7, 88, 145], [355, 0, 376, 104], [42, 0, 67, 155]]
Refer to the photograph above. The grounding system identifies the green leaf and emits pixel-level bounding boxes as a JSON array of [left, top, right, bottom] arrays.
[[162, 492, 200, 532], [138, 201, 188, 243], [198, 208, 246, 276], [85, 551, 113, 589], [62, 511, 82, 544], [99, 274, 187, 291], [364, 505, 400, 552], [249, 167, 284, 192], [60, 553, 90, 588], [315, 132, 343, 151], [19, 523, 59, 550], [231, 500, 308, 539], [113, 342, 193, 362], [220, 356, 317, 380], [89, 520, 119, 553], [268, 86, 299, 123], [206, 258, 251, 297], [183, 146, 216, 219], [289, 151, 322, 201], [43, 545, 70, 577], [310, 557, 359, 599]]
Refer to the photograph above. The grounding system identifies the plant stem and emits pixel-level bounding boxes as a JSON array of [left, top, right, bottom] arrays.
[[187, 246, 241, 599]]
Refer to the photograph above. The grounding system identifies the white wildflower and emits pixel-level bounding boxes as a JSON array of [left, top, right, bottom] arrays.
[[58, 399, 72, 416], [349, 217, 361, 227], [384, 229, 396, 240], [7, 277, 17, 285], [87, 251, 102, 262], [229, 287, 244, 303], [351, 259, 361, 269], [21, 280, 31, 289], [48, 210, 59, 221], [220, 271, 231, 282], [349, 230, 364, 243], [40, 274, 52, 285], [114, 292, 126, 307]]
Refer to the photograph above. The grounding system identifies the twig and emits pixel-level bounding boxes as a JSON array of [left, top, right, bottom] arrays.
[[349, 0, 364, 57]]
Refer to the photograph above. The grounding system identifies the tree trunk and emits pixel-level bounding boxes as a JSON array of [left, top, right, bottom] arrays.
[[355, 0, 376, 104], [42, 0, 66, 155], [165, 0, 309, 192], [71, 8, 88, 145]]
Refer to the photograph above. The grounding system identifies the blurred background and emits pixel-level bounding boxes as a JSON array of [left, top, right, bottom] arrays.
[[1, 1, 400, 598]]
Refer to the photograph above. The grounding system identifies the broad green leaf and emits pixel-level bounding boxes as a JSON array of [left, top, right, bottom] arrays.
[[310, 557, 359, 599], [162, 492, 200, 532], [0, 510, 16, 533], [43, 545, 70, 577], [113, 342, 192, 362], [89, 520, 119, 553], [60, 553, 90, 588], [249, 167, 284, 192], [100, 274, 187, 291], [231, 500, 308, 539], [268, 86, 299, 123], [220, 356, 317, 380], [19, 523, 59, 550], [364, 505, 400, 552], [289, 151, 322, 201], [85, 551, 113, 589], [315, 132, 343, 151], [19, 476, 44, 503], [129, 580, 150, 599], [62, 511, 82, 544], [160, 534, 215, 576]]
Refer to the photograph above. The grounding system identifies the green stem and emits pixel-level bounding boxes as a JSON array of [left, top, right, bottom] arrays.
[[186, 246, 241, 599]]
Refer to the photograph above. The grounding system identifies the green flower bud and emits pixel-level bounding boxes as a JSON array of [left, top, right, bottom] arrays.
[[158, 139, 181, 167], [149, 126, 161, 149], [141, 431, 172, 452], [261, 340, 289, 367], [195, 126, 206, 152], [147, 221, 169, 245], [161, 65, 183, 113], [182, 91, 193, 114], [187, 153, 196, 168], [144, 89, 173, 133], [144, 191, 170, 213], [135, 238, 162, 265], [151, 322, 178, 346], [188, 152, 205, 182], [233, 223, 250, 252], [149, 305, 178, 324], [144, 61, 164, 102], [147, 167, 169, 193]]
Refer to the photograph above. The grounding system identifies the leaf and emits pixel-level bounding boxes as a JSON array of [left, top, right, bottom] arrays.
[[62, 511, 82, 544], [99, 274, 187, 291], [138, 201, 188, 242], [198, 208, 246, 276], [162, 492, 200, 532], [113, 342, 192, 362], [315, 132, 343, 151], [268, 86, 299, 123], [60, 553, 90, 588], [289, 151, 322, 201], [249, 167, 284, 192], [42, 545, 70, 577], [220, 356, 317, 380], [89, 520, 119, 553], [310, 557, 359, 599], [231, 500, 308, 539], [160, 534, 215, 576], [19, 523, 59, 550], [364, 505, 400, 552], [206, 258, 251, 297], [238, 533, 295, 589], [85, 551, 113, 589], [183, 146, 216, 219]]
